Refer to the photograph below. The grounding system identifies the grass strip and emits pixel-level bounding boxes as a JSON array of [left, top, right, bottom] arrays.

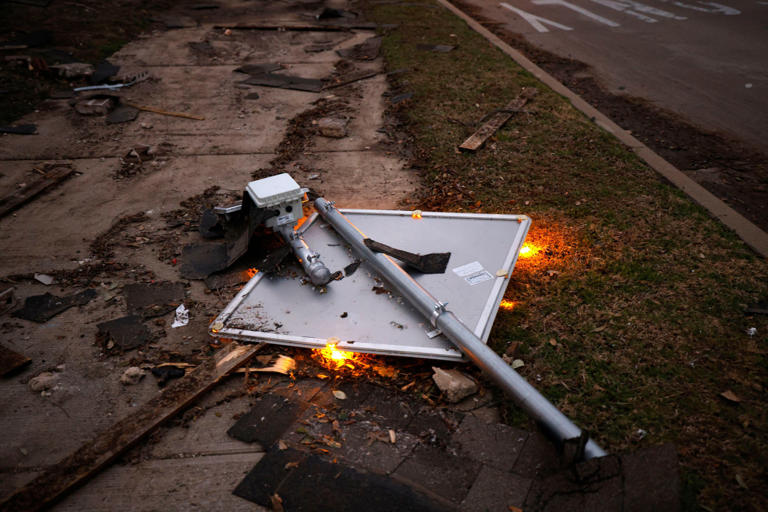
[[361, 1, 768, 510]]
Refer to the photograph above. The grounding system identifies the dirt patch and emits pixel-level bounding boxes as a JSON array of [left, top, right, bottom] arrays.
[[449, 0, 768, 232]]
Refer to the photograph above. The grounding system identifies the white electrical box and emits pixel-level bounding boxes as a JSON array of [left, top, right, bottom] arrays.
[[245, 173, 307, 229]]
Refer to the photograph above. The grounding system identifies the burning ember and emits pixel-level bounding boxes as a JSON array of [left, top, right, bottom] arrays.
[[499, 299, 516, 311], [246, 268, 259, 278], [411, 210, 423, 220], [316, 341, 357, 369], [311, 339, 399, 380], [519, 243, 543, 259]]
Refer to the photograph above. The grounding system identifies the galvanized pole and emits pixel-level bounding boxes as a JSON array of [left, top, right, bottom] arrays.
[[315, 198, 606, 460]]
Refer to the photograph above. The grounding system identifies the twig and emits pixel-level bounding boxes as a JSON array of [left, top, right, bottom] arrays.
[[123, 101, 205, 120]]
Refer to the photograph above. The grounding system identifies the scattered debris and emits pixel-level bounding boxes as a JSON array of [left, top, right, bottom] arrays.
[[0, 164, 75, 218], [151, 365, 186, 387], [181, 242, 233, 279], [459, 87, 538, 152], [74, 95, 116, 116], [511, 359, 524, 369], [317, 117, 348, 138], [0, 287, 16, 315], [364, 238, 450, 274], [13, 289, 97, 323], [332, 390, 348, 400], [122, 101, 205, 120], [120, 367, 146, 385], [34, 273, 55, 286], [235, 355, 296, 374], [720, 390, 742, 403], [0, 124, 37, 135], [50, 62, 94, 78], [76, 71, 150, 92], [234, 63, 283, 75], [89, 60, 120, 85], [171, 304, 189, 328], [316, 7, 357, 20], [124, 282, 185, 318], [0, 344, 31, 377], [0, 343, 265, 511], [431, 367, 478, 403], [417, 44, 456, 53], [390, 92, 413, 105], [324, 69, 380, 90], [336, 36, 382, 61], [343, 260, 361, 277], [241, 72, 325, 93], [106, 105, 139, 124], [97, 315, 150, 351], [28, 371, 59, 393]]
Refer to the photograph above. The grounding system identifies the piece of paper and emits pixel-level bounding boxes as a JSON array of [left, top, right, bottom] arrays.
[[452, 261, 483, 277]]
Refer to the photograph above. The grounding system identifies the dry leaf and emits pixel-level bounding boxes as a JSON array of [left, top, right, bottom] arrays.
[[548, 338, 558, 347], [270, 493, 284, 512], [735, 474, 748, 489], [509, 506, 523, 512], [401, 381, 416, 391], [284, 461, 299, 470], [389, 429, 397, 444], [277, 440, 288, 450], [332, 390, 347, 400], [592, 325, 607, 333], [511, 359, 524, 369], [720, 390, 741, 403]]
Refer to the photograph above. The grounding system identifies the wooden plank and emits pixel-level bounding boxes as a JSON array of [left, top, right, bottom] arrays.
[[0, 342, 265, 512], [459, 88, 538, 152], [0, 344, 31, 377], [0, 165, 74, 219]]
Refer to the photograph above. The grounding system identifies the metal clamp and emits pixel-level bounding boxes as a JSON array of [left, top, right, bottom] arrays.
[[431, 301, 448, 326]]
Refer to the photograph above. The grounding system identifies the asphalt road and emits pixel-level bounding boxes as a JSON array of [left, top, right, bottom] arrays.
[[462, 0, 768, 153]]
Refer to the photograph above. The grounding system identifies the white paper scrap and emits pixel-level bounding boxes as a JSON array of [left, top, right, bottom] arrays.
[[171, 304, 189, 328], [452, 261, 484, 277]]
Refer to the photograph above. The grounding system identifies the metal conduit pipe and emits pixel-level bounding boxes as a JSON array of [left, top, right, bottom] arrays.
[[315, 198, 606, 460]]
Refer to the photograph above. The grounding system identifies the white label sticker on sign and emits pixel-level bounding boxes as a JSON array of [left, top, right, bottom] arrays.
[[276, 214, 294, 226], [452, 261, 484, 277], [465, 271, 493, 286]]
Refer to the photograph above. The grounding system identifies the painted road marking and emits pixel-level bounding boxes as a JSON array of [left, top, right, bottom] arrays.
[[657, 0, 740, 13], [500, 2, 575, 31], [500, 0, 737, 32], [532, 0, 621, 25]]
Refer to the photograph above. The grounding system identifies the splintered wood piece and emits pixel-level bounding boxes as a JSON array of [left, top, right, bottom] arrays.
[[0, 343, 265, 512], [0, 344, 31, 376], [459, 88, 538, 152], [0, 165, 74, 218]]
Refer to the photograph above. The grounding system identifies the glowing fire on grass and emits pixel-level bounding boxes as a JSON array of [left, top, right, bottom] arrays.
[[499, 299, 516, 311], [519, 243, 543, 259]]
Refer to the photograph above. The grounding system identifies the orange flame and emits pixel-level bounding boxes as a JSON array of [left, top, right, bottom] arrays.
[[411, 210, 422, 220], [246, 268, 259, 278], [317, 342, 356, 368], [519, 243, 543, 259], [499, 299, 516, 310]]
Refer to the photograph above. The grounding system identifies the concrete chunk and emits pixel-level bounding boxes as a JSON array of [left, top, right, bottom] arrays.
[[432, 367, 478, 403]]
